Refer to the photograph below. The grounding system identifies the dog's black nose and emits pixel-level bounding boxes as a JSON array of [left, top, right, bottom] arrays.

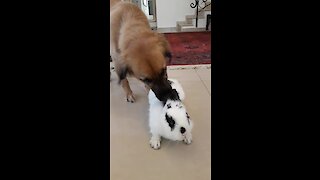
[[180, 127, 186, 134]]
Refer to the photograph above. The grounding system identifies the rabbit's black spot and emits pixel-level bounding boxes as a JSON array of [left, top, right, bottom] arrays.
[[165, 113, 175, 131], [168, 80, 173, 85], [167, 104, 171, 109], [180, 127, 186, 134], [186, 112, 190, 125], [168, 89, 180, 101]]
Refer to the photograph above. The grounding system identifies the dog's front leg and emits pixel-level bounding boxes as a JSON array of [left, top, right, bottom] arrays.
[[149, 134, 161, 150], [121, 78, 135, 103]]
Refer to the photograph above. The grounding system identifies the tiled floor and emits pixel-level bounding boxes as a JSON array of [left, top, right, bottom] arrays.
[[110, 66, 211, 180]]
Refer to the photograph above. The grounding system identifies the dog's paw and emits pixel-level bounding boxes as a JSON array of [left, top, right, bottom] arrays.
[[126, 93, 135, 103], [150, 138, 161, 150], [183, 134, 192, 145]]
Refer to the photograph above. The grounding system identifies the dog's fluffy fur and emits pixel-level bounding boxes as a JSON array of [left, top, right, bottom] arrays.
[[148, 79, 193, 150], [110, 0, 173, 103]]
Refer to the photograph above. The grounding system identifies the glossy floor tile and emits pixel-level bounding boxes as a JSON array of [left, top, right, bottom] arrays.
[[110, 67, 211, 180]]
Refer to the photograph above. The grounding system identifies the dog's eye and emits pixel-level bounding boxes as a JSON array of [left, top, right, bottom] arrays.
[[141, 78, 152, 84]]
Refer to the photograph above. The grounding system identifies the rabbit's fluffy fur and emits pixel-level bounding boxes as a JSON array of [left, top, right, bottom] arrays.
[[148, 79, 193, 150]]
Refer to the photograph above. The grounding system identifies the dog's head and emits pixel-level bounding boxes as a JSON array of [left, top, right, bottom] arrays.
[[119, 33, 174, 101]]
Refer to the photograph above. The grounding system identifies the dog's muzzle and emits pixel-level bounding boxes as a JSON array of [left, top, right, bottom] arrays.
[[151, 79, 173, 102]]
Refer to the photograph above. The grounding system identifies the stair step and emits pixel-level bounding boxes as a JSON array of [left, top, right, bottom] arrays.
[[203, 2, 211, 11], [176, 24, 208, 32], [180, 26, 207, 32], [204, 5, 211, 11], [176, 2, 212, 32], [202, 2, 211, 10], [186, 14, 205, 20], [177, 21, 193, 26]]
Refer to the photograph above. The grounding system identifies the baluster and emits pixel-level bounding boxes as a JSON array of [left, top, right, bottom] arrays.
[[190, 0, 208, 28]]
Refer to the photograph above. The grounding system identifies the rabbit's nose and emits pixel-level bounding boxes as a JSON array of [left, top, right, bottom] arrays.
[[180, 127, 186, 134]]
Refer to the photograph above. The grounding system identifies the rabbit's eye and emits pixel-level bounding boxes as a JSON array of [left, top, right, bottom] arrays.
[[165, 113, 175, 131]]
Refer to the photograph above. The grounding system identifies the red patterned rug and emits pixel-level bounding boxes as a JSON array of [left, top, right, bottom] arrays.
[[164, 32, 211, 65]]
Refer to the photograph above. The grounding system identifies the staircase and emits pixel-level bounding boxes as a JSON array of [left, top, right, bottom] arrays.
[[176, 2, 211, 32]]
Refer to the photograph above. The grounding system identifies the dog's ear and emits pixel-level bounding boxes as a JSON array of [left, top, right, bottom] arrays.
[[164, 51, 172, 64], [157, 33, 172, 65]]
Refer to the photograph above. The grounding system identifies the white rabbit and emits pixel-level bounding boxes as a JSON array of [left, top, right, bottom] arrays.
[[148, 79, 193, 150]]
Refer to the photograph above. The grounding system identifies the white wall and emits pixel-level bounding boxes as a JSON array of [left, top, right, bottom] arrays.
[[156, 0, 211, 28], [156, 0, 195, 28]]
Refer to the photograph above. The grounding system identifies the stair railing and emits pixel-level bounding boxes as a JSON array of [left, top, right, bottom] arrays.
[[190, 0, 208, 28]]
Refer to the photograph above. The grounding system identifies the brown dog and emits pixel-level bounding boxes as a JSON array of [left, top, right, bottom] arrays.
[[110, 0, 173, 102]]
